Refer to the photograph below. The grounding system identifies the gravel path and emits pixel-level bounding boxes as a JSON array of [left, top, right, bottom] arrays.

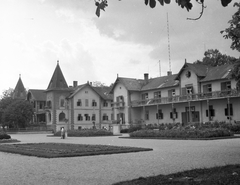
[[1, 134, 240, 185]]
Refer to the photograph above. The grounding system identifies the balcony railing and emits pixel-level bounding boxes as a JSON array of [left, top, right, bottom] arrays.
[[131, 89, 240, 107], [112, 101, 125, 109]]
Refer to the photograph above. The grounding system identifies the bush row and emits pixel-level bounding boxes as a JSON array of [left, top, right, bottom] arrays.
[[122, 121, 240, 134], [129, 128, 233, 138], [54, 129, 113, 137]]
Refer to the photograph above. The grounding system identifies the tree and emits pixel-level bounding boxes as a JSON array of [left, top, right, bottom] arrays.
[[221, 2, 240, 52], [194, 49, 237, 67], [92, 81, 106, 87], [2, 100, 34, 128], [0, 89, 15, 126], [95, 0, 233, 19]]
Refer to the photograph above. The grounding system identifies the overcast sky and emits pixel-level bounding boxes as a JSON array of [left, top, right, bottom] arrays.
[[0, 0, 239, 94]]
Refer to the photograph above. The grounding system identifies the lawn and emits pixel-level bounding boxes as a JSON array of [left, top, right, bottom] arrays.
[[0, 143, 153, 158], [114, 164, 240, 185]]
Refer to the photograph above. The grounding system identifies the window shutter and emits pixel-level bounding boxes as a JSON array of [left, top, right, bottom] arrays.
[[181, 87, 187, 95]]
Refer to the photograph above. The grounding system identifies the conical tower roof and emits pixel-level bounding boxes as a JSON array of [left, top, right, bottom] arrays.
[[46, 61, 69, 91], [13, 75, 27, 99]]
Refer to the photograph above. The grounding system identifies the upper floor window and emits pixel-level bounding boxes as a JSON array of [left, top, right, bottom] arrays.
[[92, 100, 97, 107], [168, 89, 175, 97], [221, 81, 231, 91], [203, 84, 212, 93], [60, 99, 65, 107], [116, 96, 124, 102], [186, 86, 193, 94], [77, 99, 82, 106], [142, 93, 148, 100], [103, 101, 108, 107], [85, 99, 89, 107], [154, 91, 161, 99]]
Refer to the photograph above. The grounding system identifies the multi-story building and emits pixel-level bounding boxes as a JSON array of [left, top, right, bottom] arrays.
[[111, 62, 240, 126], [27, 89, 46, 124], [45, 61, 113, 132]]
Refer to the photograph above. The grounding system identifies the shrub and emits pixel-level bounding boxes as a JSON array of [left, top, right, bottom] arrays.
[[0, 132, 11, 140], [54, 129, 113, 137], [129, 128, 233, 138]]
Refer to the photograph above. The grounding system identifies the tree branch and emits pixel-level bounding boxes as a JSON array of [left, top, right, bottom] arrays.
[[187, 2, 206, 21]]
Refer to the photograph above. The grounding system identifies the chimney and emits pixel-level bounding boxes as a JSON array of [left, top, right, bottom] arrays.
[[144, 73, 149, 84], [167, 71, 172, 76], [73, 81, 78, 88]]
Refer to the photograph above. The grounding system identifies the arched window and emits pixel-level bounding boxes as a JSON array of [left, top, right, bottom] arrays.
[[59, 112, 65, 122]]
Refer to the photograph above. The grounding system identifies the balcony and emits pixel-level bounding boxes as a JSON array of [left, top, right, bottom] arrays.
[[131, 89, 240, 107], [112, 101, 125, 109]]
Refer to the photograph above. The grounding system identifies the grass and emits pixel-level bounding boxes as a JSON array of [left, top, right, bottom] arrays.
[[0, 143, 153, 158], [114, 164, 240, 185]]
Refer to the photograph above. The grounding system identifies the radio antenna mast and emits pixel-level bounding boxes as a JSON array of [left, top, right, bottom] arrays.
[[167, 13, 171, 72]]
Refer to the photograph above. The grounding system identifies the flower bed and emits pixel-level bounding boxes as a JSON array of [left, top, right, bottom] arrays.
[[129, 128, 233, 139], [53, 129, 113, 137], [0, 143, 153, 158]]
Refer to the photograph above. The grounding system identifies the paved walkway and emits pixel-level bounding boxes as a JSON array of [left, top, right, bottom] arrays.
[[1, 134, 240, 185]]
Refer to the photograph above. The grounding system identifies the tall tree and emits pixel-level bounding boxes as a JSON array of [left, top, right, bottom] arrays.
[[2, 100, 34, 128], [194, 49, 237, 67], [221, 2, 240, 52]]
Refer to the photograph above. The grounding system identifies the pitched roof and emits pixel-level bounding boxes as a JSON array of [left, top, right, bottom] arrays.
[[68, 83, 113, 100], [141, 74, 179, 91], [200, 64, 234, 82], [27, 89, 46, 101], [92, 86, 113, 100], [13, 76, 27, 99], [46, 62, 69, 91], [176, 62, 210, 80], [114, 77, 145, 91]]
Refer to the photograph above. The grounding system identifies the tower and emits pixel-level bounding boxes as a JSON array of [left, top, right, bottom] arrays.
[[13, 74, 27, 100], [45, 61, 71, 132]]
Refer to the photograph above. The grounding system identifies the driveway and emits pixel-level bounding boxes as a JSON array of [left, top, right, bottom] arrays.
[[1, 134, 240, 185]]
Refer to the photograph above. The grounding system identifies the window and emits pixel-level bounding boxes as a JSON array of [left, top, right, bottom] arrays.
[[225, 104, 233, 116], [103, 114, 108, 121], [186, 86, 193, 94], [77, 114, 83, 121], [60, 99, 65, 107], [186, 106, 195, 112], [221, 81, 231, 91], [116, 96, 124, 102], [203, 84, 212, 93], [84, 114, 90, 121], [206, 105, 215, 120], [85, 91, 88, 94], [170, 108, 178, 119], [142, 93, 148, 100], [111, 113, 114, 120], [59, 112, 65, 121], [85, 99, 89, 107], [77, 99, 82, 106], [145, 110, 149, 120], [156, 109, 163, 119], [103, 101, 108, 107], [154, 91, 161, 99], [92, 114, 96, 121], [92, 100, 97, 107]]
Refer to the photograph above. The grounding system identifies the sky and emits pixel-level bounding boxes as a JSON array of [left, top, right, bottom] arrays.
[[0, 0, 239, 94]]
